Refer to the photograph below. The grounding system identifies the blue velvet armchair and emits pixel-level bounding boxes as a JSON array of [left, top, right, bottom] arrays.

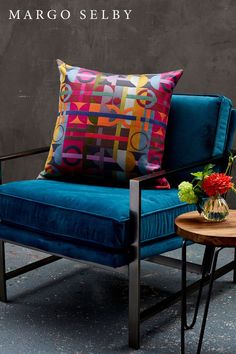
[[0, 94, 235, 349]]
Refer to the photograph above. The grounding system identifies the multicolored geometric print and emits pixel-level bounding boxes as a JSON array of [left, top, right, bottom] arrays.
[[42, 60, 183, 184]]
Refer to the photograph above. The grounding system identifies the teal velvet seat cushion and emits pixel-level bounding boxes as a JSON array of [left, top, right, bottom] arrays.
[[0, 180, 195, 250], [0, 223, 186, 267]]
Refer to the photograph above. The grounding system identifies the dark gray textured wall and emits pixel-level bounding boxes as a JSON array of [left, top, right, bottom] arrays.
[[0, 0, 236, 192]]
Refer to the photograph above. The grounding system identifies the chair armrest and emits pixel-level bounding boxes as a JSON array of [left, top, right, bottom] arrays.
[[0, 146, 50, 184], [0, 146, 50, 162], [130, 154, 227, 189]]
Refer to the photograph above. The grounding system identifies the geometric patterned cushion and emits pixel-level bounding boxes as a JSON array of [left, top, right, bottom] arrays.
[[42, 60, 183, 184]]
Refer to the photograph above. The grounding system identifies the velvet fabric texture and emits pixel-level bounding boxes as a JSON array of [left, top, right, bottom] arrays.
[[0, 223, 187, 268], [227, 109, 236, 150], [163, 94, 232, 183], [41, 60, 183, 184], [0, 180, 195, 249]]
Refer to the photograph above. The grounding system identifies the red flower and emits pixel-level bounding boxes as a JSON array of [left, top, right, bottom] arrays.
[[202, 173, 233, 197]]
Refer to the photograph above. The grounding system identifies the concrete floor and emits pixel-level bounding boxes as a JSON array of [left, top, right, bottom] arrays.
[[0, 244, 236, 354]]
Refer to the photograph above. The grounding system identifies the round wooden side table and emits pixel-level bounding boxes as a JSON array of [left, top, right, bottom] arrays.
[[175, 210, 236, 354]]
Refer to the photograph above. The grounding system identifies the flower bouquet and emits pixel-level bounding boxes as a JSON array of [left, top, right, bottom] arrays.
[[178, 155, 236, 222]]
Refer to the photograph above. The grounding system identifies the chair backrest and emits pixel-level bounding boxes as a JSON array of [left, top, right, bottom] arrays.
[[163, 94, 235, 181]]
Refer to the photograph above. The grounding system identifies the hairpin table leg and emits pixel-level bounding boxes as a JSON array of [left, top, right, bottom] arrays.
[[181, 240, 220, 354], [196, 247, 221, 354], [233, 247, 236, 283], [181, 239, 187, 354]]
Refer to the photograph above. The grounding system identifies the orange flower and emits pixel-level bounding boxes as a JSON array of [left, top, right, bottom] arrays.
[[202, 173, 233, 197]]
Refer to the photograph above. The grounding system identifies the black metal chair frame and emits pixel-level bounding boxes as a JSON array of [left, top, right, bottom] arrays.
[[0, 147, 235, 349]]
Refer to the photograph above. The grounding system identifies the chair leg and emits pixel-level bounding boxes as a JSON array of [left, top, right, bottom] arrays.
[[0, 241, 7, 302], [129, 179, 141, 349], [128, 254, 140, 349]]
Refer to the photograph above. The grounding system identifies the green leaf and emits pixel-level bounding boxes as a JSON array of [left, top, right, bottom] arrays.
[[202, 164, 215, 176], [191, 172, 203, 178]]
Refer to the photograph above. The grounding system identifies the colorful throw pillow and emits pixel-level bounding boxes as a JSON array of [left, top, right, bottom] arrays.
[[41, 60, 183, 185]]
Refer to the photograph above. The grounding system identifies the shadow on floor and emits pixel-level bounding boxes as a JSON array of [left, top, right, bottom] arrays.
[[0, 244, 236, 354]]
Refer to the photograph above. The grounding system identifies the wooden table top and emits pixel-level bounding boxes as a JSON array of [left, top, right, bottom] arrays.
[[175, 210, 236, 247]]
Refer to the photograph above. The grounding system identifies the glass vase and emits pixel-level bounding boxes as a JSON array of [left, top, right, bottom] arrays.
[[202, 195, 229, 222]]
